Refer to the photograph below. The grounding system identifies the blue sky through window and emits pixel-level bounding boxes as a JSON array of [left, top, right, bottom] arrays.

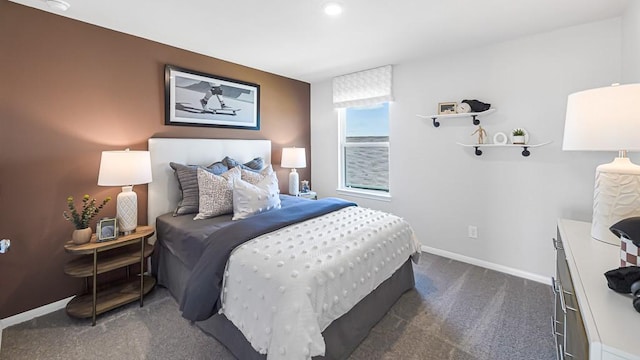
[[345, 103, 389, 137]]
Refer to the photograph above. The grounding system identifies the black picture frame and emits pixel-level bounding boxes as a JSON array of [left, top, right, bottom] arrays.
[[164, 65, 260, 130], [96, 218, 118, 242]]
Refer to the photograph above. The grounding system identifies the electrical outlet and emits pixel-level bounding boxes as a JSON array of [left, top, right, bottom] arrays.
[[468, 226, 478, 239], [0, 239, 10, 254]]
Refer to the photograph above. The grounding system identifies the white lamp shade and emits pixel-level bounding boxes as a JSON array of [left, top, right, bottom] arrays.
[[563, 84, 640, 151], [98, 150, 152, 186], [281, 147, 306, 169], [562, 83, 640, 245]]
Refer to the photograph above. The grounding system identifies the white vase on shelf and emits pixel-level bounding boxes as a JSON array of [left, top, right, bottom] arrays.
[[512, 135, 526, 145]]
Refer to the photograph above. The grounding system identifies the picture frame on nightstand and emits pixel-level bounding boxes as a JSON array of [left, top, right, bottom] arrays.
[[301, 180, 310, 193], [96, 217, 118, 242]]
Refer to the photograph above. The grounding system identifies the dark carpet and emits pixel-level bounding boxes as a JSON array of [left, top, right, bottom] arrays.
[[1, 253, 555, 360]]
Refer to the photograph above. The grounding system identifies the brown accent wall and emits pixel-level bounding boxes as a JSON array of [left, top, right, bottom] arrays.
[[0, 2, 310, 318]]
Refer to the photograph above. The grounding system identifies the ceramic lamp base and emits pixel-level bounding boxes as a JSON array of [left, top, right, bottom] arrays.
[[288, 169, 299, 196], [117, 185, 137, 235], [591, 158, 640, 245]]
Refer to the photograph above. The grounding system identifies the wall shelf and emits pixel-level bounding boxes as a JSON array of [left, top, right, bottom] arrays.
[[456, 141, 551, 157], [417, 108, 496, 127]]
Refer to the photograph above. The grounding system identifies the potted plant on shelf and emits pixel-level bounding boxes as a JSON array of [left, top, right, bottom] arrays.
[[512, 128, 526, 145], [63, 195, 111, 245]]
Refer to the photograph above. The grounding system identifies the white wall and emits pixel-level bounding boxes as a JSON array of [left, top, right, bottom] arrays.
[[311, 18, 627, 279], [622, 1, 640, 82]]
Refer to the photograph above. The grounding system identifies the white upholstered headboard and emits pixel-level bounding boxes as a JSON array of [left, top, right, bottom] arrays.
[[147, 138, 272, 231]]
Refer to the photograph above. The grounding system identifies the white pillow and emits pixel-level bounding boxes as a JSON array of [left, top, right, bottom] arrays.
[[194, 167, 241, 220], [232, 172, 281, 220], [240, 164, 274, 185]]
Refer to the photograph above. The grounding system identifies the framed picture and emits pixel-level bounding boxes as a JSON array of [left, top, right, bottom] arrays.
[[164, 65, 260, 130], [97, 218, 118, 242], [438, 102, 457, 115]]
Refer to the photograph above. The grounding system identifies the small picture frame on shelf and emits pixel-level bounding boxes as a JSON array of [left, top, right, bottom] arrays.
[[300, 180, 310, 193], [97, 218, 118, 242], [438, 102, 457, 114]]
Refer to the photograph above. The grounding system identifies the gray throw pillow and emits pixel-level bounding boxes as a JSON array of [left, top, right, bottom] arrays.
[[170, 161, 229, 216], [222, 156, 264, 172], [208, 161, 228, 174]]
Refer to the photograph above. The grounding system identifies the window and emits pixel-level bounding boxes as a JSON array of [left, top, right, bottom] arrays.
[[333, 65, 393, 199], [340, 102, 389, 194]]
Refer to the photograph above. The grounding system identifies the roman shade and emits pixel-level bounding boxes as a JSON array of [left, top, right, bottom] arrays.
[[332, 65, 393, 108]]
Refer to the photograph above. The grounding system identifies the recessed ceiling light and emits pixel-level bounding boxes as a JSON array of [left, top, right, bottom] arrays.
[[324, 2, 343, 16], [45, 0, 71, 11]]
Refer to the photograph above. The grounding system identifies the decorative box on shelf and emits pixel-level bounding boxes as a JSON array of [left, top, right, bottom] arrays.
[[298, 191, 317, 200], [620, 237, 640, 267]]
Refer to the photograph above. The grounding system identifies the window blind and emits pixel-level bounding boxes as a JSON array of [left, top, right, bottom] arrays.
[[332, 65, 393, 108]]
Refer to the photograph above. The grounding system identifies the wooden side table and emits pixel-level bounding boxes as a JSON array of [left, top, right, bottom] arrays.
[[64, 225, 155, 326]]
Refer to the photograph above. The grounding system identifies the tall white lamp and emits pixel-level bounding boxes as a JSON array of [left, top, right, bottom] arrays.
[[563, 83, 640, 245], [98, 149, 152, 235], [281, 147, 306, 196]]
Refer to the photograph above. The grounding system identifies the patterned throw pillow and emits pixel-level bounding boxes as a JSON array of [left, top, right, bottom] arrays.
[[240, 164, 274, 185], [232, 172, 281, 220], [170, 162, 229, 216], [222, 156, 264, 172], [194, 167, 241, 220]]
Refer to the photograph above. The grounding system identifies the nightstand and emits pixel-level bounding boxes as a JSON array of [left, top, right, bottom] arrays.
[[298, 191, 317, 200], [64, 226, 155, 326]]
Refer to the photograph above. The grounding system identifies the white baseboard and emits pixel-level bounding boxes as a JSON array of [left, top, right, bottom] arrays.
[[0, 296, 73, 331], [421, 245, 551, 285]]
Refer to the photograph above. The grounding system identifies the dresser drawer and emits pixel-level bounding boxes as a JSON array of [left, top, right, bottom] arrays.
[[554, 234, 589, 360]]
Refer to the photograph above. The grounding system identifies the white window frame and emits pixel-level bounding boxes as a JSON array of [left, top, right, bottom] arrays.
[[336, 108, 391, 202]]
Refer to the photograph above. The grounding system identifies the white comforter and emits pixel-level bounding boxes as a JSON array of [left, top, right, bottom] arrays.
[[220, 206, 421, 360]]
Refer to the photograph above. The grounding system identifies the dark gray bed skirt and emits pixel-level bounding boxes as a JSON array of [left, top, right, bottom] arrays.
[[152, 241, 416, 360]]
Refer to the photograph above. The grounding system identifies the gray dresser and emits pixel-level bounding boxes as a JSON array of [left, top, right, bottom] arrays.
[[554, 219, 640, 360]]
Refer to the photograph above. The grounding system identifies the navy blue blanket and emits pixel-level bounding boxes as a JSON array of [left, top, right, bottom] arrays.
[[180, 197, 356, 321]]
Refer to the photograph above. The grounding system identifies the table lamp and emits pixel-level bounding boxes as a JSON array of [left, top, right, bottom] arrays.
[[563, 83, 640, 245], [98, 149, 152, 235], [281, 147, 306, 196]]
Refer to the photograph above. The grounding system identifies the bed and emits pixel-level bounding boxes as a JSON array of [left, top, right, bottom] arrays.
[[148, 138, 420, 360]]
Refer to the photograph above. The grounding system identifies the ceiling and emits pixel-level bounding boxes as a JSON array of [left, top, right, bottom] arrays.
[[10, 0, 630, 83]]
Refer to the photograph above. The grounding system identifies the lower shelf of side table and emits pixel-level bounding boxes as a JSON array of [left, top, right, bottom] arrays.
[[64, 244, 154, 277], [66, 275, 156, 318]]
